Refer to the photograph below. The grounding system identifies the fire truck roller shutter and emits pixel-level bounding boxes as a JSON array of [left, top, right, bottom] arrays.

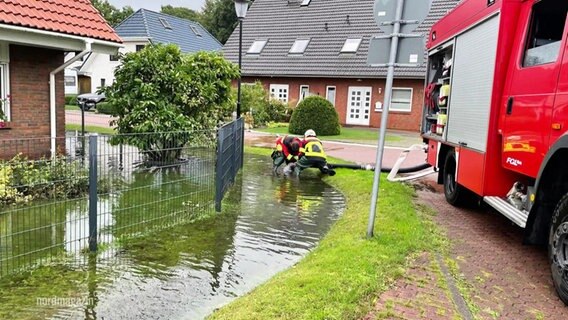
[[446, 14, 500, 152]]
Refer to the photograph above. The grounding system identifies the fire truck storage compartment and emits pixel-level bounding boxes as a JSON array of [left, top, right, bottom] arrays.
[[445, 14, 500, 152], [424, 41, 454, 138]]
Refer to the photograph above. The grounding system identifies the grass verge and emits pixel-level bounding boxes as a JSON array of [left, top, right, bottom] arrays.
[[65, 105, 80, 111], [256, 125, 404, 144], [65, 123, 115, 135], [209, 147, 443, 320]]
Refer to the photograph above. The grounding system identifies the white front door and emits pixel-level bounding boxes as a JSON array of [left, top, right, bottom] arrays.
[[346, 86, 372, 125]]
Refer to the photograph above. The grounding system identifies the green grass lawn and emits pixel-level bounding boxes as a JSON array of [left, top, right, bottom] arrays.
[[65, 123, 115, 135], [256, 125, 404, 144], [209, 147, 444, 320], [64, 104, 80, 111]]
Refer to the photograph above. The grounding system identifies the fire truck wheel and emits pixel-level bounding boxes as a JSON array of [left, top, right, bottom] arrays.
[[549, 193, 568, 305], [443, 150, 466, 206]]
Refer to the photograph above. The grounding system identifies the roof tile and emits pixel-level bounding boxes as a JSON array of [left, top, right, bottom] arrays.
[[114, 9, 221, 53], [0, 0, 121, 43]]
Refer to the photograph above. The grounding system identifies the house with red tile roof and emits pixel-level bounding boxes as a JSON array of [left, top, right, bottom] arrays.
[[0, 0, 122, 157]]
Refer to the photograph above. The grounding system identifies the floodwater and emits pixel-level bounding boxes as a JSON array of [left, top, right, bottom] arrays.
[[10, 153, 345, 319]]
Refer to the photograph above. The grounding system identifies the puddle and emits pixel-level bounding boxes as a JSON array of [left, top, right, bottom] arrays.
[[6, 153, 344, 319]]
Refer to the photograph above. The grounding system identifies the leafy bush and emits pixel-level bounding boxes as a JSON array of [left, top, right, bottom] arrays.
[[266, 99, 288, 123], [289, 96, 340, 136], [65, 95, 78, 106], [240, 82, 268, 127], [96, 102, 115, 115], [102, 44, 239, 163], [240, 82, 288, 127], [0, 154, 89, 206]]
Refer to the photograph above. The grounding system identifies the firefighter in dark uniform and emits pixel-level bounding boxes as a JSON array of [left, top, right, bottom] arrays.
[[296, 129, 336, 176], [271, 135, 302, 174]]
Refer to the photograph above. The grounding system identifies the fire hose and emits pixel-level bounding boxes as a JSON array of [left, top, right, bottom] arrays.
[[328, 144, 436, 182]]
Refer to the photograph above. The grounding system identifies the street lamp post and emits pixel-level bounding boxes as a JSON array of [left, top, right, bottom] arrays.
[[234, 0, 249, 119]]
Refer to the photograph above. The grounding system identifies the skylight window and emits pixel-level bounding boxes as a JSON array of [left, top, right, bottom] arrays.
[[301, 0, 312, 6], [248, 40, 268, 54], [190, 25, 202, 37], [341, 38, 363, 53], [159, 18, 172, 30], [289, 39, 310, 54]]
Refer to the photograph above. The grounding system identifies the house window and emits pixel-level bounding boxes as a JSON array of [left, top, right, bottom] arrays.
[[110, 54, 119, 61], [136, 45, 145, 52], [390, 88, 413, 112], [100, 78, 106, 88], [301, 0, 311, 6], [64, 76, 76, 87], [326, 86, 336, 106], [0, 64, 9, 121], [190, 25, 202, 37], [522, 0, 567, 67], [269, 84, 289, 103], [341, 38, 363, 53], [159, 18, 172, 30], [248, 40, 268, 54], [289, 39, 310, 54], [299, 85, 310, 101]]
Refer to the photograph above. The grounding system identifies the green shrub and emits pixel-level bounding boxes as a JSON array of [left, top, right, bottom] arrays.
[[240, 82, 269, 126], [102, 44, 239, 163], [240, 82, 289, 127], [65, 94, 78, 106], [289, 96, 340, 136], [266, 99, 288, 123], [0, 154, 89, 206], [96, 102, 115, 115]]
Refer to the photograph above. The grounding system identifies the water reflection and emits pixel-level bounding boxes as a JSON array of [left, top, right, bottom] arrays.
[[25, 153, 344, 319]]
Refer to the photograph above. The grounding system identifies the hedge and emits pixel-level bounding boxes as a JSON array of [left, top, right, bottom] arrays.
[[289, 96, 340, 136]]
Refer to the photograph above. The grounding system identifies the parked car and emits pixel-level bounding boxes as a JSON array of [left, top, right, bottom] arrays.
[[77, 93, 105, 111]]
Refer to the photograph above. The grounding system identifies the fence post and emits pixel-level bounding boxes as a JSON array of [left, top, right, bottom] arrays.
[[88, 135, 98, 252], [239, 118, 244, 170], [215, 128, 224, 212], [231, 121, 237, 183]]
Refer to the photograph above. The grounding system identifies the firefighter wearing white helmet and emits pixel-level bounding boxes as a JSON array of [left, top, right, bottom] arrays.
[[295, 129, 336, 176]]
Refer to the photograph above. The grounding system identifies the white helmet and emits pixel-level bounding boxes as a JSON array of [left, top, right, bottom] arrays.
[[304, 129, 316, 138]]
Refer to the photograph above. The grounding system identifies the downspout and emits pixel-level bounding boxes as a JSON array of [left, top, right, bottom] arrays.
[[50, 41, 92, 157]]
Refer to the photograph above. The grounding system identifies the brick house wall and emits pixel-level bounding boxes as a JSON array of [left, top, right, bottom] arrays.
[[242, 76, 424, 132], [0, 45, 65, 158]]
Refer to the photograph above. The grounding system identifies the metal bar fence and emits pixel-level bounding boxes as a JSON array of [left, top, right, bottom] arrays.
[[0, 129, 218, 278], [215, 118, 244, 212]]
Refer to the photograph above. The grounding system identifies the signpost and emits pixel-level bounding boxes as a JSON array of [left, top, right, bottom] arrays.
[[366, 0, 432, 238]]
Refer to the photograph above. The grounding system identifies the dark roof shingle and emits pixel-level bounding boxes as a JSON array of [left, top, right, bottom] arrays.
[[115, 9, 222, 53], [223, 0, 460, 79]]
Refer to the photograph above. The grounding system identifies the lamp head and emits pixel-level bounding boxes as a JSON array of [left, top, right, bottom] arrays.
[[234, 0, 249, 20]]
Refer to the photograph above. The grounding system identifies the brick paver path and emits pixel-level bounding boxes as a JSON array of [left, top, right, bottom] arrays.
[[365, 182, 568, 319]]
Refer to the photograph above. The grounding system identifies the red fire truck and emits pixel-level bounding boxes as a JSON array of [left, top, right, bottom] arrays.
[[422, 0, 568, 303]]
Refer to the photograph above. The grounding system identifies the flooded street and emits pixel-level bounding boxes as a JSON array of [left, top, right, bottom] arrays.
[[12, 153, 344, 319]]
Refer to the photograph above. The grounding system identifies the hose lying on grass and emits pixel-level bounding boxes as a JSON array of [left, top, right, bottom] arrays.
[[328, 163, 432, 173]]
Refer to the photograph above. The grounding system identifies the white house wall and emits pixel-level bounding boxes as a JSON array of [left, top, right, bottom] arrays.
[[64, 68, 78, 95], [65, 41, 147, 94]]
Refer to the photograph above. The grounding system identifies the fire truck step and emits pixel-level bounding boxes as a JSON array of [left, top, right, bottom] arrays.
[[483, 196, 528, 228]]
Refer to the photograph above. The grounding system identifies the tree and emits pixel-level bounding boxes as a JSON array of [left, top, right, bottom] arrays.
[[200, 0, 242, 44], [102, 44, 239, 163], [91, 0, 134, 26], [160, 5, 202, 23]]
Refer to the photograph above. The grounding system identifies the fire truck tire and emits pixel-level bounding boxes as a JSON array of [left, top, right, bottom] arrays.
[[443, 150, 466, 206], [549, 193, 568, 305]]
